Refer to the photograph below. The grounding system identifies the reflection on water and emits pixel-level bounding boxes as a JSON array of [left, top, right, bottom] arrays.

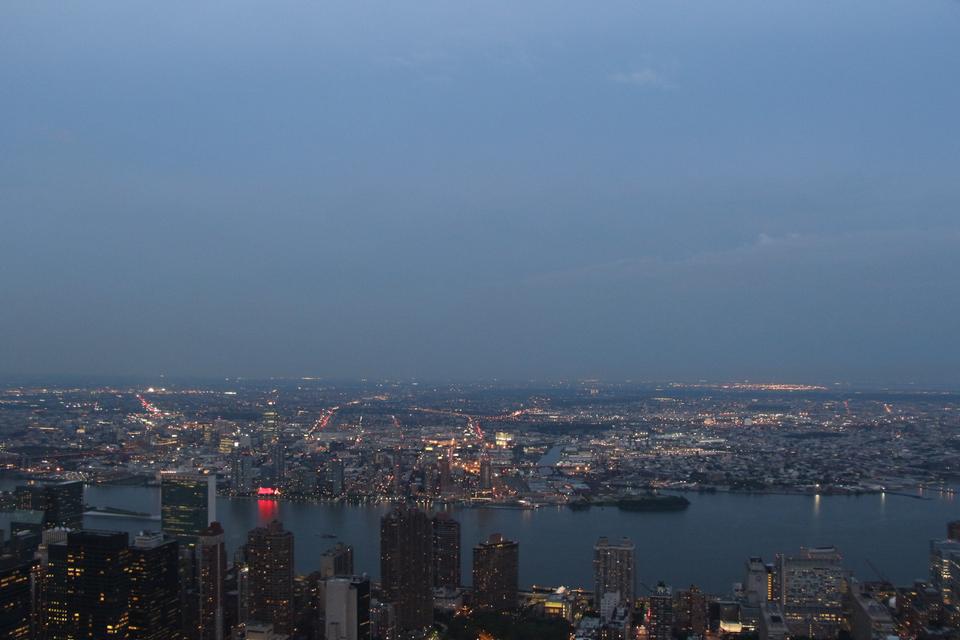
[[79, 484, 960, 594], [257, 498, 279, 523]]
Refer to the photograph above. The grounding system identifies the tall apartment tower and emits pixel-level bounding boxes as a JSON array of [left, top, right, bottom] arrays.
[[379, 506, 434, 633], [43, 530, 132, 639], [246, 520, 295, 635], [648, 582, 674, 640], [325, 577, 371, 640], [128, 532, 181, 640], [161, 472, 216, 541], [432, 513, 461, 589], [594, 537, 635, 611], [472, 533, 519, 611]]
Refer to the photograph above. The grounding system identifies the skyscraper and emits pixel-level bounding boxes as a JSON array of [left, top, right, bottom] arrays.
[[246, 520, 295, 635], [232, 451, 255, 495], [326, 458, 345, 496], [379, 506, 434, 633], [320, 543, 354, 579], [128, 532, 181, 640], [648, 582, 673, 640], [0, 555, 33, 639], [16, 480, 84, 529], [325, 577, 371, 640], [594, 537, 635, 612], [478, 456, 492, 491], [262, 407, 280, 443], [432, 513, 461, 589], [161, 473, 216, 541], [197, 522, 227, 640], [271, 442, 286, 485], [44, 530, 132, 639], [472, 533, 519, 611]]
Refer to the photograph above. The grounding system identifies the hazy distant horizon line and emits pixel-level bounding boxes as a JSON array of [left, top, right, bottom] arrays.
[[1, 371, 957, 393]]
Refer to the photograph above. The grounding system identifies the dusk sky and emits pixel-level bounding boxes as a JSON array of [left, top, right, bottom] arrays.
[[2, 1, 959, 384]]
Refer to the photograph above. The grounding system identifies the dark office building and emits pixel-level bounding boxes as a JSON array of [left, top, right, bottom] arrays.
[[271, 442, 287, 484], [16, 480, 84, 529], [44, 530, 132, 639], [380, 506, 434, 633], [0, 555, 33, 639], [161, 473, 215, 541], [432, 513, 461, 589], [128, 532, 181, 640], [246, 520, 294, 635], [197, 522, 227, 640], [472, 533, 519, 611]]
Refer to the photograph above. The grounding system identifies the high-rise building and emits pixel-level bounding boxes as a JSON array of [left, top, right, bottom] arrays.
[[432, 513, 461, 589], [0, 555, 33, 639], [930, 538, 960, 609], [675, 585, 707, 637], [745, 557, 775, 606], [263, 408, 280, 443], [849, 586, 895, 640], [320, 543, 354, 579], [16, 480, 83, 529], [326, 458, 346, 496], [777, 546, 847, 638], [232, 451, 255, 495], [44, 530, 132, 639], [594, 537, 635, 612], [128, 531, 181, 640], [379, 506, 434, 633], [648, 582, 673, 640], [246, 520, 295, 635], [438, 453, 453, 496], [271, 443, 287, 485], [197, 522, 227, 640], [325, 577, 371, 640], [161, 473, 216, 541], [472, 533, 519, 611], [478, 457, 492, 491]]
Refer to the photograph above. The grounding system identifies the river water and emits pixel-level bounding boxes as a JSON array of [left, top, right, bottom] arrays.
[[75, 484, 959, 594]]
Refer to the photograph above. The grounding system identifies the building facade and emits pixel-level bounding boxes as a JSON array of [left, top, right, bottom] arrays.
[[246, 520, 295, 635], [379, 506, 434, 633], [472, 533, 519, 612], [432, 513, 461, 589]]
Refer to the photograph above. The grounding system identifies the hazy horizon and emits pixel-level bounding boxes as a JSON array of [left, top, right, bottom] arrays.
[[2, 1, 959, 384]]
